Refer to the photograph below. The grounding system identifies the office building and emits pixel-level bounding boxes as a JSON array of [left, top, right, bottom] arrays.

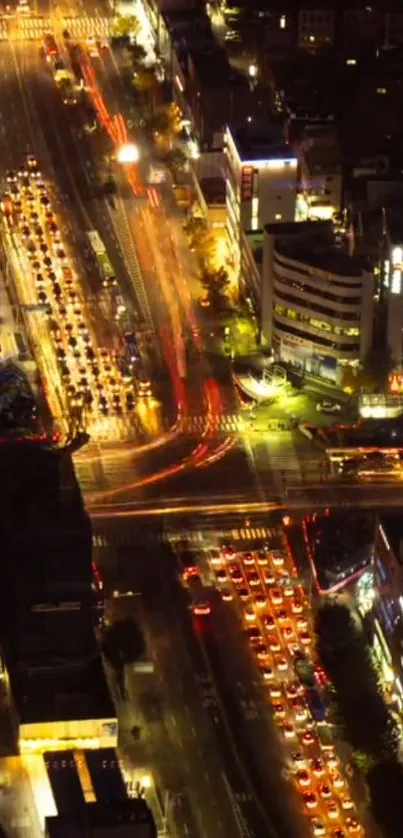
[[45, 800, 157, 838], [298, 5, 335, 49], [225, 122, 298, 285], [382, 209, 403, 368], [16, 658, 117, 754], [0, 440, 115, 753], [296, 123, 343, 220], [156, 4, 252, 150], [304, 509, 373, 595], [366, 514, 403, 710], [385, 8, 403, 47], [261, 220, 374, 382]]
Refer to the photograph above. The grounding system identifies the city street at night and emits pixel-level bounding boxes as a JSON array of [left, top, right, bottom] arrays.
[[1, 4, 403, 838]]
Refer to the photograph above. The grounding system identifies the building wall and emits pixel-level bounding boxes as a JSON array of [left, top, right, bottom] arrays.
[[240, 160, 298, 230], [19, 718, 118, 755], [240, 231, 262, 312], [385, 242, 403, 366], [298, 8, 335, 49], [224, 127, 297, 278], [261, 232, 374, 381], [385, 11, 403, 46], [372, 518, 403, 702]]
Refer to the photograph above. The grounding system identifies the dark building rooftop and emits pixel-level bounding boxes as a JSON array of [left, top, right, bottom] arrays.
[[45, 800, 157, 838], [167, 9, 214, 48], [228, 121, 292, 162], [0, 440, 105, 731], [187, 45, 247, 89], [12, 654, 115, 725], [385, 206, 403, 245], [0, 442, 92, 621], [12, 606, 98, 668], [265, 219, 364, 277], [200, 176, 226, 205]]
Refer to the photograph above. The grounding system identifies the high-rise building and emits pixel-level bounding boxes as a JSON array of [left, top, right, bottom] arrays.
[[261, 220, 374, 383], [0, 440, 116, 753], [224, 122, 298, 293]]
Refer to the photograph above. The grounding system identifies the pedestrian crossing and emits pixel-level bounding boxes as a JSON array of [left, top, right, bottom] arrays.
[[91, 525, 280, 550], [179, 413, 245, 433], [248, 433, 305, 477], [0, 15, 113, 42], [87, 414, 143, 443]]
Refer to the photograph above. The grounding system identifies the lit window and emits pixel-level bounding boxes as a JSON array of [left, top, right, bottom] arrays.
[[280, 14, 286, 29], [346, 58, 356, 65], [391, 269, 401, 295], [377, 88, 387, 94]]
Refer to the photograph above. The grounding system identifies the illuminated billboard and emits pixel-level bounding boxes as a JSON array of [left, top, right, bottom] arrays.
[[389, 373, 403, 394], [240, 166, 254, 201], [391, 246, 403, 295]]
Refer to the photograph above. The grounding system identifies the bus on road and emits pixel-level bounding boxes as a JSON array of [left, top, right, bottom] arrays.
[[305, 687, 326, 722], [86, 230, 116, 288]]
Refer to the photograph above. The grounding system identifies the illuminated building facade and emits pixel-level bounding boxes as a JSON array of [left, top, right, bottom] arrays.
[[295, 123, 342, 221], [303, 510, 373, 595], [370, 515, 403, 709], [261, 220, 374, 382], [224, 123, 297, 289], [385, 240, 403, 366]]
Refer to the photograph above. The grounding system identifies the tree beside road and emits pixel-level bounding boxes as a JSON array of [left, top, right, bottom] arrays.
[[314, 602, 403, 837]]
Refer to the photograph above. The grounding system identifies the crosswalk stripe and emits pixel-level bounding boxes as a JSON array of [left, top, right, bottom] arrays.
[[179, 413, 245, 433], [90, 525, 283, 552], [5, 15, 114, 41]]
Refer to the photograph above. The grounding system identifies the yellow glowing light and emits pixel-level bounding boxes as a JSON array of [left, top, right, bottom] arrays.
[[20, 736, 105, 754], [141, 774, 153, 789], [117, 143, 140, 164]]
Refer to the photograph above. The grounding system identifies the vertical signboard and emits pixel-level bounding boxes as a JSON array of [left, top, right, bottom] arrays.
[[241, 165, 254, 201]]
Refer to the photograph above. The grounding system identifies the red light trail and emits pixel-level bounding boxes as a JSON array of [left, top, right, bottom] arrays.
[[80, 50, 236, 501]]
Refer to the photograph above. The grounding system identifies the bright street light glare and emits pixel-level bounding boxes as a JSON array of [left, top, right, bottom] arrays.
[[141, 774, 152, 789], [117, 143, 140, 164]]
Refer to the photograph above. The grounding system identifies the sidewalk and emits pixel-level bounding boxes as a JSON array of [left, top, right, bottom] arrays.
[[0, 267, 21, 361]]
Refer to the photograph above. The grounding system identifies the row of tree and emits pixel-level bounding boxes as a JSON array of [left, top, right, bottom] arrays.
[[315, 603, 403, 837], [183, 216, 231, 311], [113, 15, 232, 313]]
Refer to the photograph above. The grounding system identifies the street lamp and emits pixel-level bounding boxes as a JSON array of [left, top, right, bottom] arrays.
[[248, 62, 258, 79], [141, 774, 152, 789], [117, 143, 140, 164]]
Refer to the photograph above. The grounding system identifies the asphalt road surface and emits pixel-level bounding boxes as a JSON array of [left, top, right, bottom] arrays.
[[94, 519, 309, 838]]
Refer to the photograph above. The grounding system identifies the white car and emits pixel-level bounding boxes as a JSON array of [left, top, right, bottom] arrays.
[[316, 400, 341, 414], [309, 819, 326, 837]]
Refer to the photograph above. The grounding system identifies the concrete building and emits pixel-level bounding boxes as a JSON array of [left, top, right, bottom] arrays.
[[45, 800, 157, 838], [153, 4, 252, 150], [0, 441, 114, 753], [296, 123, 343, 221], [15, 658, 117, 754], [225, 122, 298, 286], [298, 5, 335, 50], [261, 220, 374, 382], [369, 514, 403, 710], [385, 7, 403, 47], [383, 209, 403, 368]]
